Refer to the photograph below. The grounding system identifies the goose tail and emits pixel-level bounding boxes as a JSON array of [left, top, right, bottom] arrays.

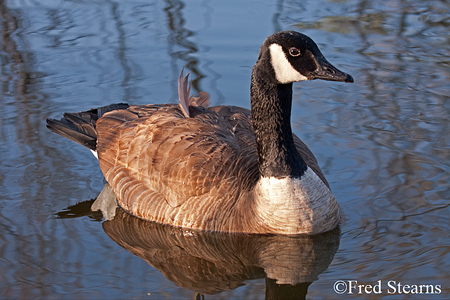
[[46, 103, 129, 151]]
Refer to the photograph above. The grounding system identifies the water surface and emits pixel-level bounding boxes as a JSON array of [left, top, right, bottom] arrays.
[[0, 0, 449, 298]]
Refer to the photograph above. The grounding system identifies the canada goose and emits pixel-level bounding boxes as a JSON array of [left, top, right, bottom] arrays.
[[47, 31, 353, 235]]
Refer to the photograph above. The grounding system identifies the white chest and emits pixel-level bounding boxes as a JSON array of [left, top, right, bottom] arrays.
[[254, 167, 340, 234]]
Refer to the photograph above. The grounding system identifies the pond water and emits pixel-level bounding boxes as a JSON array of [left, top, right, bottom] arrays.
[[0, 0, 449, 298]]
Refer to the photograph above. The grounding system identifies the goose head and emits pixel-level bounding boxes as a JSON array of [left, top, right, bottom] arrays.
[[255, 31, 354, 85], [251, 31, 353, 181]]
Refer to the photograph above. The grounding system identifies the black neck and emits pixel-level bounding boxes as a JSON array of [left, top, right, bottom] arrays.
[[250, 67, 307, 178]]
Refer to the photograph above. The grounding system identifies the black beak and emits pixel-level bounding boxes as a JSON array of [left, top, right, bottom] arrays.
[[311, 56, 354, 83]]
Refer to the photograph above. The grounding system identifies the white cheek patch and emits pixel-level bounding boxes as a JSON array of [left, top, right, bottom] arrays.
[[269, 43, 308, 84]]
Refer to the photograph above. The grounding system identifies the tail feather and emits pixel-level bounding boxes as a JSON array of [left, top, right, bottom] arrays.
[[46, 103, 129, 151], [63, 112, 98, 138], [46, 117, 97, 150]]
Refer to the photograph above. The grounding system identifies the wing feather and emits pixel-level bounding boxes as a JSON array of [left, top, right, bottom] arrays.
[[96, 104, 258, 224]]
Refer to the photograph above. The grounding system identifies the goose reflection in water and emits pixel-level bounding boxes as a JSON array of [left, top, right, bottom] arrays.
[[66, 184, 340, 299]]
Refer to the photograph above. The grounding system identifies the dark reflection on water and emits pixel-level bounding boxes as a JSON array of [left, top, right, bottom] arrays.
[[59, 184, 340, 299], [103, 210, 339, 299], [0, 0, 449, 298], [106, 208, 339, 297]]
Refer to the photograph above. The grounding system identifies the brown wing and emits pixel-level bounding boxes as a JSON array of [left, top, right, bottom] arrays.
[[96, 104, 260, 228], [292, 135, 329, 189]]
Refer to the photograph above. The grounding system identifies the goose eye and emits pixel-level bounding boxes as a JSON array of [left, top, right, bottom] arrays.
[[289, 47, 301, 57]]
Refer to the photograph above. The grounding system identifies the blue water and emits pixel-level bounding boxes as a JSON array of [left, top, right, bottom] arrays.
[[0, 0, 449, 298]]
